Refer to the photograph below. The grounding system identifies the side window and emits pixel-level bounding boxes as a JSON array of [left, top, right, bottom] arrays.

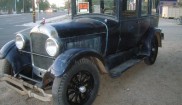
[[75, 0, 117, 17], [122, 0, 137, 17], [141, 0, 148, 16], [151, 0, 158, 15]]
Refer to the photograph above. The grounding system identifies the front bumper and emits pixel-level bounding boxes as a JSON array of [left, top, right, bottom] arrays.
[[0, 74, 52, 101]]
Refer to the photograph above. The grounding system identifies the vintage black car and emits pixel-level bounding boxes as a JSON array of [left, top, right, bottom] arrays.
[[0, 0, 164, 105]]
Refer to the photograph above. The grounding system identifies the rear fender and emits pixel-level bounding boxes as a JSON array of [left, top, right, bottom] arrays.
[[51, 48, 105, 77], [143, 27, 163, 49], [0, 41, 31, 76], [155, 28, 164, 47], [141, 27, 163, 56], [143, 27, 155, 49]]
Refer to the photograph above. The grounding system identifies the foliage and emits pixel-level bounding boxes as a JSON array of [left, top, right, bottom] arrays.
[[0, 0, 14, 13], [0, 0, 31, 13], [39, 0, 50, 11], [51, 4, 57, 9], [64, 0, 70, 9], [17, 0, 32, 13]]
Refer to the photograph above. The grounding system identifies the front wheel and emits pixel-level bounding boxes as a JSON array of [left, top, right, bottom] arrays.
[[144, 35, 158, 65], [0, 59, 13, 77], [52, 58, 100, 105]]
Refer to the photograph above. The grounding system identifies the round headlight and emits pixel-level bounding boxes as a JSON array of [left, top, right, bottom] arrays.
[[15, 34, 25, 50], [45, 38, 59, 57]]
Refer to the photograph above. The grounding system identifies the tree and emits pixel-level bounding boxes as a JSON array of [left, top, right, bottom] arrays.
[[24, 0, 31, 12], [64, 1, 69, 9], [64, 0, 71, 14], [51, 4, 57, 9], [0, 0, 31, 13], [39, 0, 50, 11], [0, 0, 14, 14], [5, 0, 13, 14], [0, 0, 6, 12]]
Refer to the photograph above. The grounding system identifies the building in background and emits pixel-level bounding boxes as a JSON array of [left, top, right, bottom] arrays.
[[160, 0, 182, 18], [159, 0, 177, 15]]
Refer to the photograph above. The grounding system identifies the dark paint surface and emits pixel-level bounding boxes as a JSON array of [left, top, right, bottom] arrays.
[[51, 18, 107, 38], [52, 48, 104, 77]]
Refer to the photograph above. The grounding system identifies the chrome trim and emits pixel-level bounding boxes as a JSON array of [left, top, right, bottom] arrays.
[[19, 50, 54, 78], [19, 74, 41, 83], [30, 24, 59, 39], [30, 24, 59, 78], [32, 64, 48, 78], [16, 33, 26, 50], [20, 50, 54, 59], [88, 18, 108, 56], [60, 32, 106, 40], [45, 38, 60, 57]]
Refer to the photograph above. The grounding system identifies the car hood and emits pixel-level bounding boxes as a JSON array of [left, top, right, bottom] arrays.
[[50, 18, 107, 38]]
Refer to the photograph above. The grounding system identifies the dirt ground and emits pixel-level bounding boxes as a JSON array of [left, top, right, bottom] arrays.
[[0, 18, 182, 105]]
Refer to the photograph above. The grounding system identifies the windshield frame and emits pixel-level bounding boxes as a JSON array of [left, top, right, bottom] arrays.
[[71, 0, 119, 20]]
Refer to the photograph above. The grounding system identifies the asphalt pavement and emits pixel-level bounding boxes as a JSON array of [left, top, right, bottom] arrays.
[[0, 12, 67, 48]]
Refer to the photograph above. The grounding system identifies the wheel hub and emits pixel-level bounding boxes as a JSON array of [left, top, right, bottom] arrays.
[[67, 71, 95, 104], [152, 48, 155, 52], [79, 86, 86, 93]]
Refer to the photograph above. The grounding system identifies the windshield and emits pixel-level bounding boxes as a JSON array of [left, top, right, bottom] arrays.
[[73, 0, 117, 17]]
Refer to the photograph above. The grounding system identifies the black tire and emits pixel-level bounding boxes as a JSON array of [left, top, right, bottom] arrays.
[[144, 35, 158, 65], [0, 59, 12, 77], [52, 58, 100, 105]]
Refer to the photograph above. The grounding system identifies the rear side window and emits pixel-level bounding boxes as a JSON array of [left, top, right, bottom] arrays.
[[151, 0, 158, 15], [122, 0, 137, 17], [141, 0, 148, 16]]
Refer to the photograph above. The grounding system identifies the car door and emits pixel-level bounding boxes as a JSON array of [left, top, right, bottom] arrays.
[[138, 0, 150, 37], [118, 0, 139, 51]]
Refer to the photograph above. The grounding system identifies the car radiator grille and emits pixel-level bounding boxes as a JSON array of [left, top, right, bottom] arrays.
[[31, 33, 48, 55], [30, 33, 53, 70]]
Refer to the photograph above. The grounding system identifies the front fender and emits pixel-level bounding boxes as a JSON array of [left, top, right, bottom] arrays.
[[0, 40, 15, 59], [51, 48, 104, 77], [0, 41, 31, 76]]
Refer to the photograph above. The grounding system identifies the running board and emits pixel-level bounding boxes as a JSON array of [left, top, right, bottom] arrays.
[[110, 59, 141, 77], [0, 74, 52, 101]]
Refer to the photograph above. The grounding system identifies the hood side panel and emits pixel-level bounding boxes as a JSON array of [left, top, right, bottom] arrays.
[[51, 18, 107, 38]]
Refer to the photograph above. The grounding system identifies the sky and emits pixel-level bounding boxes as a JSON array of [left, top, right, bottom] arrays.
[[48, 0, 66, 7]]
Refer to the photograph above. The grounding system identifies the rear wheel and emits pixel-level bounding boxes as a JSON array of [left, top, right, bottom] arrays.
[[144, 35, 158, 65], [52, 58, 100, 105]]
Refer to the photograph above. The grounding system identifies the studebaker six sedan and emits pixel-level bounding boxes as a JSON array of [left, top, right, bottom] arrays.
[[0, 0, 164, 105]]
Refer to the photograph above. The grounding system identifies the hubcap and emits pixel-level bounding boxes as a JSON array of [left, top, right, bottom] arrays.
[[67, 71, 94, 105], [79, 86, 86, 93], [152, 48, 155, 52]]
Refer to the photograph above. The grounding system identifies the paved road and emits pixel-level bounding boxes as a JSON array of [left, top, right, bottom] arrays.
[[0, 12, 66, 48]]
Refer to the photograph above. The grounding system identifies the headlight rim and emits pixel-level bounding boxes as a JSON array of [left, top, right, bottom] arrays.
[[45, 38, 60, 57], [15, 33, 26, 50]]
